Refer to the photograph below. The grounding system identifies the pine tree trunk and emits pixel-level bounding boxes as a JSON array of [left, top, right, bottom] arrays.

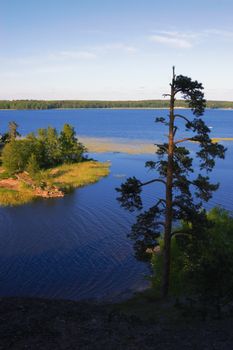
[[162, 67, 175, 298]]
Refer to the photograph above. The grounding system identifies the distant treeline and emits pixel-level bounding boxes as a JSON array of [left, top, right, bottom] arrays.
[[0, 99, 233, 110]]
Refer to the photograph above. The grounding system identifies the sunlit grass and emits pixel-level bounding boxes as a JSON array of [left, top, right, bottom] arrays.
[[0, 161, 110, 206], [0, 186, 34, 206], [46, 161, 110, 189]]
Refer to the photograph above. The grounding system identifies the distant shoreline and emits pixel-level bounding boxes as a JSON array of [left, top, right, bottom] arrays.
[[1, 99, 233, 110], [0, 107, 233, 111]]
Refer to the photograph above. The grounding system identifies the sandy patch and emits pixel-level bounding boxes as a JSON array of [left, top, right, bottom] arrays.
[[79, 137, 157, 154]]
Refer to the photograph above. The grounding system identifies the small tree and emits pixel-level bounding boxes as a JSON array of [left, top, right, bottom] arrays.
[[0, 121, 20, 145], [2, 140, 31, 175], [116, 67, 226, 298], [59, 124, 86, 163], [8, 121, 20, 140], [26, 153, 40, 178], [45, 127, 61, 166]]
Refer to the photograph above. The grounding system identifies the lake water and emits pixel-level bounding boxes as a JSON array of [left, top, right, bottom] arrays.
[[0, 109, 232, 300]]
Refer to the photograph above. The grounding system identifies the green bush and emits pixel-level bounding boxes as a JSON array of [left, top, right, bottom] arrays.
[[151, 238, 188, 297], [151, 207, 233, 314], [26, 154, 40, 178], [2, 140, 31, 174]]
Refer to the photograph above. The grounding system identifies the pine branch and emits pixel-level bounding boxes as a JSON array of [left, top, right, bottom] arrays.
[[140, 179, 166, 187], [174, 137, 195, 144], [174, 114, 191, 124], [173, 126, 178, 136]]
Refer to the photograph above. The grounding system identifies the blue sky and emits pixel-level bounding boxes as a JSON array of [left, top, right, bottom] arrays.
[[0, 0, 233, 100]]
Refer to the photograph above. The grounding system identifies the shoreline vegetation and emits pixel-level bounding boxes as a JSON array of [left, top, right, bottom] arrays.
[[0, 123, 110, 206], [1, 99, 233, 110], [0, 161, 110, 206], [0, 129, 231, 206], [0, 135, 231, 206]]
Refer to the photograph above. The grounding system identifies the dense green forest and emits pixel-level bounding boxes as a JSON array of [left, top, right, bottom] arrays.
[[0, 99, 233, 110]]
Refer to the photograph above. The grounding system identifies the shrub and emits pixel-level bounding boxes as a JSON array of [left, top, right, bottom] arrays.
[[151, 238, 188, 297], [2, 140, 31, 174], [151, 207, 233, 315], [26, 154, 40, 178]]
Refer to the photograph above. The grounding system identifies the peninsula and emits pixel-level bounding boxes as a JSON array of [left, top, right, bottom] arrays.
[[0, 123, 110, 206]]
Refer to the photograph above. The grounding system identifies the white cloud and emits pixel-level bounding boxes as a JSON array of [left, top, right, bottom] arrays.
[[148, 29, 233, 49], [149, 31, 194, 48]]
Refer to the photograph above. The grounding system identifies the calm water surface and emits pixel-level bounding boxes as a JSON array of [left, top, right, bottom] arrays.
[[0, 109, 232, 300], [0, 108, 233, 140]]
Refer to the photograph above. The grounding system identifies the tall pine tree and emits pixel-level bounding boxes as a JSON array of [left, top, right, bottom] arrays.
[[116, 67, 226, 297]]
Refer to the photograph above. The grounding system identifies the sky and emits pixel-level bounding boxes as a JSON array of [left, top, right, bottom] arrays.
[[0, 0, 233, 100]]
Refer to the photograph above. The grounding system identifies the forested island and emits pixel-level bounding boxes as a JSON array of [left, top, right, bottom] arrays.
[[0, 99, 233, 110], [0, 123, 109, 206]]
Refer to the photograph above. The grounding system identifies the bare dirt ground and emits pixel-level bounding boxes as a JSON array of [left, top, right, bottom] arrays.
[[0, 178, 19, 190], [0, 297, 233, 350]]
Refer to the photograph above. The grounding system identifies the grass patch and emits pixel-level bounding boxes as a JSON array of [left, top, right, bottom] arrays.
[[0, 161, 110, 207], [46, 161, 110, 188], [0, 187, 34, 206], [0, 171, 11, 180]]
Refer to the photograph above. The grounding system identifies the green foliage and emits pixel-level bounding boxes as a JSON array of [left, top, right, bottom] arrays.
[[2, 140, 31, 174], [0, 171, 11, 180], [0, 99, 233, 110], [0, 121, 20, 145], [59, 124, 86, 163], [151, 238, 187, 297], [34, 127, 62, 167], [151, 208, 233, 314], [1, 124, 86, 175], [183, 207, 233, 314], [46, 127, 61, 165], [8, 121, 20, 140], [116, 71, 226, 265], [26, 154, 40, 178]]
